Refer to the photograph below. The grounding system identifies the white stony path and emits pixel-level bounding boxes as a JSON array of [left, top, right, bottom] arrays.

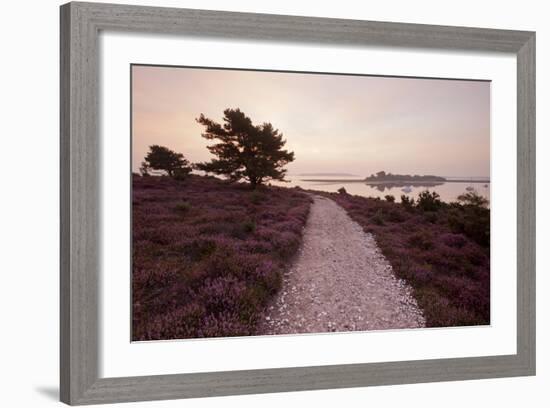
[[257, 195, 425, 335]]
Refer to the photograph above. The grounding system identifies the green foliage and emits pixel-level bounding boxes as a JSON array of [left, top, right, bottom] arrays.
[[144, 145, 191, 177], [400, 195, 415, 210], [174, 201, 191, 214], [408, 231, 434, 250], [371, 210, 385, 225], [230, 219, 257, 239], [456, 190, 489, 208], [416, 190, 442, 212], [447, 205, 490, 247], [139, 161, 150, 176], [386, 208, 405, 223], [384, 194, 395, 202], [173, 167, 191, 181], [195, 108, 295, 188], [447, 191, 490, 246], [423, 211, 438, 223], [242, 220, 256, 233]]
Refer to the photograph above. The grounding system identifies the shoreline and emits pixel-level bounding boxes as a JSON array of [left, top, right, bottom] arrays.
[[300, 178, 491, 184]]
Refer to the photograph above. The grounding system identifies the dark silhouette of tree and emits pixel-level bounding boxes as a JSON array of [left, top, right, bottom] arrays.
[[195, 108, 294, 188], [457, 190, 489, 208], [142, 145, 191, 177]]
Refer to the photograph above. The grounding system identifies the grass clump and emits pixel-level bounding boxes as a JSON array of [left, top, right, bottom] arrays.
[[174, 201, 191, 214]]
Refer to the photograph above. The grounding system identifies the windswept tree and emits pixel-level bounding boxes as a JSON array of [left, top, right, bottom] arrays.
[[457, 190, 489, 208], [195, 108, 294, 188], [141, 145, 191, 177]]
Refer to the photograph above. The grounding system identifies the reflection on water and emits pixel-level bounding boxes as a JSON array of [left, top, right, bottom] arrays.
[[366, 181, 445, 192], [272, 176, 490, 204]]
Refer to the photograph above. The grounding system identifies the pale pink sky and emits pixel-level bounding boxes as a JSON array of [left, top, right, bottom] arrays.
[[132, 65, 490, 177]]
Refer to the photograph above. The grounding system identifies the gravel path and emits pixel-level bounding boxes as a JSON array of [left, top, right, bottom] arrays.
[[257, 195, 425, 335]]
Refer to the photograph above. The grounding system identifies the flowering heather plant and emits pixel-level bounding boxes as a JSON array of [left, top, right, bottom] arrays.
[[321, 191, 490, 328], [132, 174, 311, 340]]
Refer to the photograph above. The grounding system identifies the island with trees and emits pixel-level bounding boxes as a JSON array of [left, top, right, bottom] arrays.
[[365, 171, 446, 183], [301, 170, 489, 191]]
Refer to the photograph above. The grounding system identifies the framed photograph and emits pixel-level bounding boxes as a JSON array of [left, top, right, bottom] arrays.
[[60, 2, 535, 405]]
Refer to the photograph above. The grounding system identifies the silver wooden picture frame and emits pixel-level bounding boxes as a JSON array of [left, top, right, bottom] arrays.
[[60, 2, 536, 405]]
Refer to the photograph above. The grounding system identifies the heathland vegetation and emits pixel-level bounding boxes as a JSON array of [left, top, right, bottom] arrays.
[[133, 108, 490, 339], [324, 189, 490, 327], [133, 109, 308, 340], [132, 174, 311, 340]]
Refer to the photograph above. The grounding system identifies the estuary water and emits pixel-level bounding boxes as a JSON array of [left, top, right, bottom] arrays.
[[272, 175, 490, 204]]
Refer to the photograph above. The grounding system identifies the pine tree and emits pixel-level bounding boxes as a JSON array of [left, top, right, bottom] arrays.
[[195, 108, 294, 188], [142, 145, 191, 177]]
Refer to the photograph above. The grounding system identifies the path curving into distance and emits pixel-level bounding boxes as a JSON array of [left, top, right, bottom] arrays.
[[257, 195, 425, 335]]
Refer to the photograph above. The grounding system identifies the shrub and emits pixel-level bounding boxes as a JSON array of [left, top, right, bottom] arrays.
[[400, 195, 415, 210], [371, 210, 385, 225], [408, 231, 434, 250], [447, 205, 490, 247], [242, 219, 256, 233], [181, 237, 219, 261], [337, 187, 347, 194], [174, 201, 191, 214], [230, 220, 257, 239], [143, 145, 192, 177], [456, 190, 489, 208], [416, 190, 442, 212], [320, 190, 490, 328], [139, 161, 150, 176], [423, 211, 437, 223], [384, 194, 395, 202], [173, 167, 191, 181], [387, 208, 406, 223]]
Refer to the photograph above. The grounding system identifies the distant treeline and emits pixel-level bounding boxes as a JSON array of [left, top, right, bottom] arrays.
[[365, 171, 446, 182]]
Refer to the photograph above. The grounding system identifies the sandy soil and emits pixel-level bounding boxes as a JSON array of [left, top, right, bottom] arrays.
[[257, 195, 425, 335]]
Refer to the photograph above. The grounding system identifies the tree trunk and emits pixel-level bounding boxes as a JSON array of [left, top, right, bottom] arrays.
[[249, 176, 258, 189]]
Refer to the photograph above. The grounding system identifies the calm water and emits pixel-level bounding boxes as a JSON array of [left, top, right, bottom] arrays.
[[272, 175, 490, 204]]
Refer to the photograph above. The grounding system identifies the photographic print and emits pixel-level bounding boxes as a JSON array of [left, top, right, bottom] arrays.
[[131, 65, 490, 341]]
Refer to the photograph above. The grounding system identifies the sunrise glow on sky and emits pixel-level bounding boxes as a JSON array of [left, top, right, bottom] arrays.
[[132, 65, 490, 177]]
